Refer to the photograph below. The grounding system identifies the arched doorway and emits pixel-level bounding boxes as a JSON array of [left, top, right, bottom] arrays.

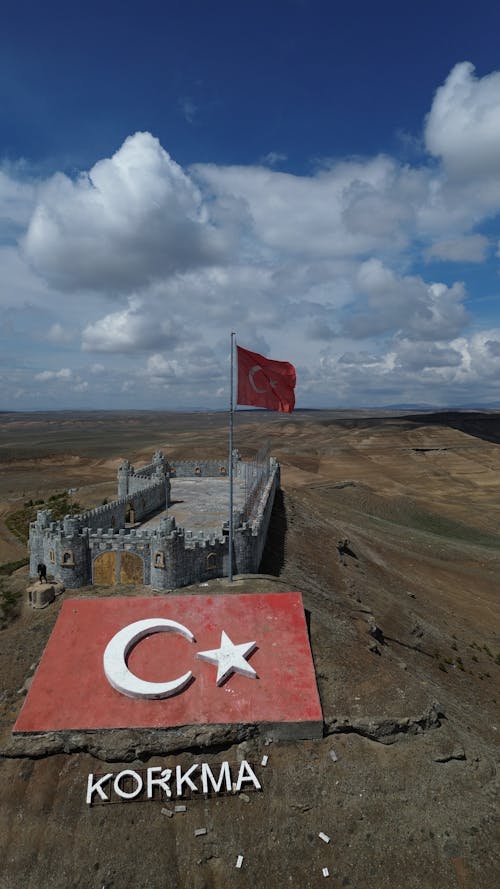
[[93, 551, 144, 585]]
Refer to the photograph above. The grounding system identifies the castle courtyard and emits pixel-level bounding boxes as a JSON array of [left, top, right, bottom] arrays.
[[139, 476, 248, 534]]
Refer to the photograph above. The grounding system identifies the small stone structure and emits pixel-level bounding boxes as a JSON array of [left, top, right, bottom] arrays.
[[27, 582, 64, 609], [28, 450, 280, 591], [27, 583, 55, 609]]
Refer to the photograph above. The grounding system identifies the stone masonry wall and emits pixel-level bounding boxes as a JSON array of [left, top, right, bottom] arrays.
[[128, 474, 160, 495], [169, 459, 229, 477], [250, 457, 280, 568], [233, 459, 279, 574], [149, 526, 227, 591], [78, 480, 167, 532]]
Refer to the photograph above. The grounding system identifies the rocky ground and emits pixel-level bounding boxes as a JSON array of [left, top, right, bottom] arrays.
[[0, 410, 498, 888]]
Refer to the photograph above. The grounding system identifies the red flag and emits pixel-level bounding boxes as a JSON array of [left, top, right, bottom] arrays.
[[237, 345, 296, 413]]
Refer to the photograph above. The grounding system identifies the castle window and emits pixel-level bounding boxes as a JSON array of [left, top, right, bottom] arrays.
[[194, 466, 201, 476], [219, 466, 227, 476], [206, 552, 217, 571], [61, 550, 75, 567], [49, 549, 56, 564], [154, 551, 165, 569]]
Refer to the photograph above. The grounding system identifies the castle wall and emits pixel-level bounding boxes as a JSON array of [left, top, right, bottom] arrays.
[[149, 527, 228, 591], [117, 451, 169, 499], [233, 459, 279, 574], [80, 499, 128, 533], [126, 481, 167, 523], [251, 457, 280, 569], [169, 459, 229, 478], [128, 474, 160, 494], [78, 480, 167, 532]]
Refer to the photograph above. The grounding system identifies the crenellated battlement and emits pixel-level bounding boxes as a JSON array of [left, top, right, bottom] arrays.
[[29, 450, 279, 591]]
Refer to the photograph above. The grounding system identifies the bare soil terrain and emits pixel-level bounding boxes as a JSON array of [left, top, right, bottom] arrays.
[[0, 409, 498, 889]]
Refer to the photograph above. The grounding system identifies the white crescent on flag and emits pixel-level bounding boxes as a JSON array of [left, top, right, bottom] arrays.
[[249, 365, 278, 393]]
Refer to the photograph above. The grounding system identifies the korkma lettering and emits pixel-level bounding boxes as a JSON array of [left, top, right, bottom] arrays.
[[86, 759, 261, 805]]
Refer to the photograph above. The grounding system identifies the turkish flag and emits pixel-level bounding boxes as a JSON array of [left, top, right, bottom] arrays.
[[13, 592, 322, 737], [237, 345, 296, 413]]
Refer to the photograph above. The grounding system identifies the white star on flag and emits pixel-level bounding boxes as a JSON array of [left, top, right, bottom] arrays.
[[196, 631, 257, 685]]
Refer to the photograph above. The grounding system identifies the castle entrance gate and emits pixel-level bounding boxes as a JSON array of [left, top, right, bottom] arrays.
[[93, 551, 144, 586]]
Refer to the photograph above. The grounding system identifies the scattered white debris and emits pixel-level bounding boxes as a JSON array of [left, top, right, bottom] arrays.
[[264, 737, 273, 746], [235, 855, 244, 869], [322, 867, 330, 878], [194, 828, 207, 837], [239, 793, 250, 803], [199, 583, 209, 587], [161, 807, 173, 818], [319, 832, 330, 844], [329, 749, 338, 762], [261, 754, 269, 767], [174, 804, 187, 813]]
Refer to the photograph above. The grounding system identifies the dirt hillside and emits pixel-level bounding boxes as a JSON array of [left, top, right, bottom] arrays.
[[0, 410, 498, 889]]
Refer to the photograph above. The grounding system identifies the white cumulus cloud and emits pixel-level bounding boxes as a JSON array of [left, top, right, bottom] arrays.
[[345, 259, 469, 340], [82, 298, 185, 352], [425, 62, 500, 179], [24, 132, 226, 294]]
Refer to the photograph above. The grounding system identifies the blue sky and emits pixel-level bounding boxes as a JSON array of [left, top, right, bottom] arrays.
[[1, 0, 500, 409]]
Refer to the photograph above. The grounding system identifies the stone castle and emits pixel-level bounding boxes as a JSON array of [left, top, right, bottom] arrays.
[[29, 450, 279, 590]]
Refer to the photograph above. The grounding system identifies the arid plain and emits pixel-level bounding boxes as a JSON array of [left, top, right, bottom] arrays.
[[0, 409, 498, 889]]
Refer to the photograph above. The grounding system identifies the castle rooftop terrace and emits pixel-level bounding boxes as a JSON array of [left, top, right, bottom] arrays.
[[138, 476, 248, 534]]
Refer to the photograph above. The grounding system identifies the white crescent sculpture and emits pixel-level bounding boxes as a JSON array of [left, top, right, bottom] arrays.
[[103, 618, 195, 700]]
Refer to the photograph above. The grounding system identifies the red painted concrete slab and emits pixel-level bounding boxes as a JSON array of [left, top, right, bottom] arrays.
[[14, 592, 323, 736]]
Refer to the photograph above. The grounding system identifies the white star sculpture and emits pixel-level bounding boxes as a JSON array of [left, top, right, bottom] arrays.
[[196, 631, 257, 686]]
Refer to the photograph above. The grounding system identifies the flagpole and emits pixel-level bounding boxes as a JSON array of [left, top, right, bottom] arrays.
[[228, 331, 235, 582]]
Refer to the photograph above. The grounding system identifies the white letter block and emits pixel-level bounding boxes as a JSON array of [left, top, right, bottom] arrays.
[[147, 767, 172, 799], [86, 773, 112, 805], [176, 763, 199, 796], [201, 761, 232, 794], [235, 760, 261, 792], [114, 770, 143, 800]]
